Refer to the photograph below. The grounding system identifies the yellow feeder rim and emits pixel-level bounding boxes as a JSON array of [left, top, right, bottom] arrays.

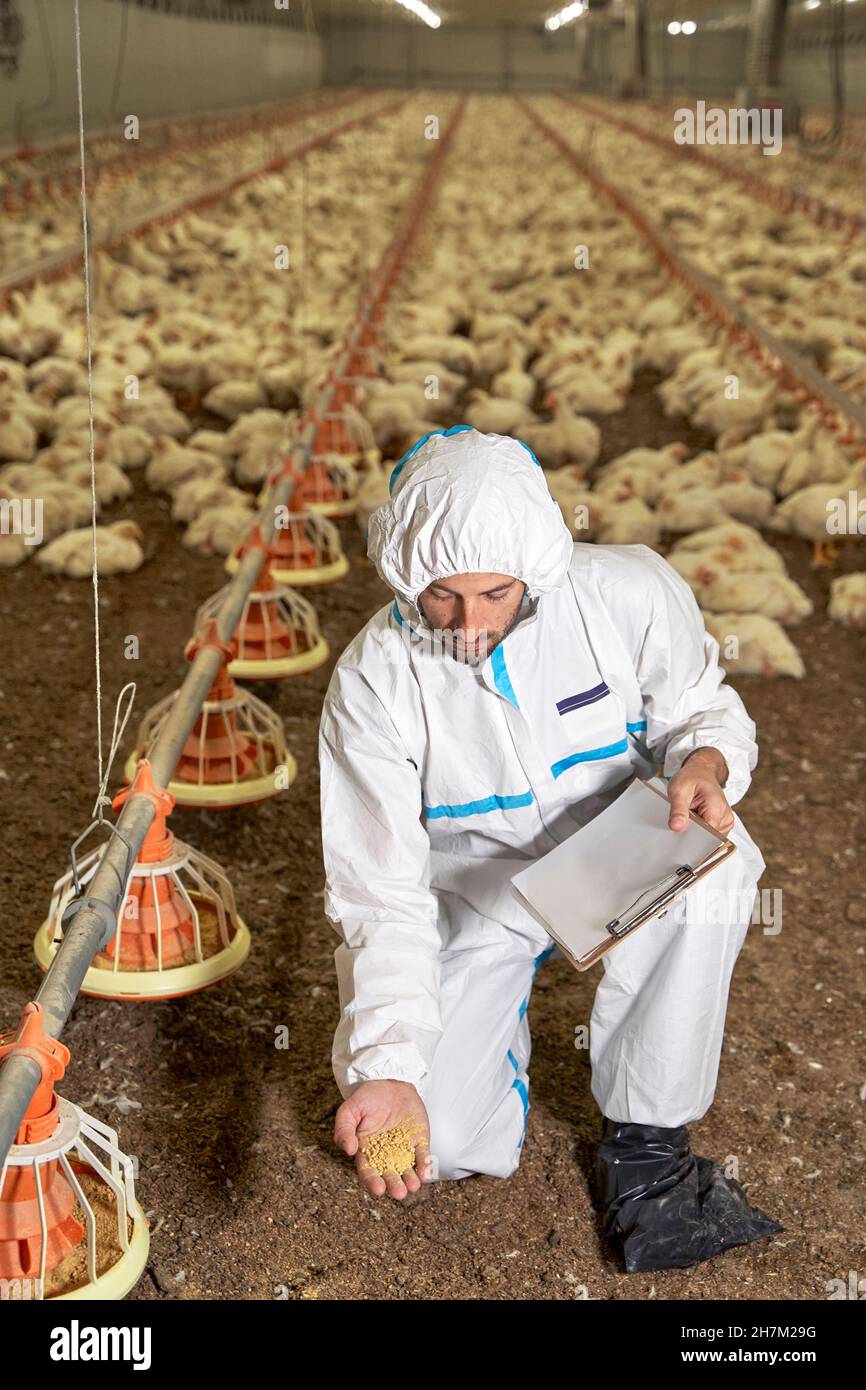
[[229, 634, 330, 682], [257, 454, 365, 501], [121, 751, 298, 808], [269, 554, 349, 587], [302, 496, 358, 519], [51, 1198, 151, 1302], [34, 916, 251, 1002]]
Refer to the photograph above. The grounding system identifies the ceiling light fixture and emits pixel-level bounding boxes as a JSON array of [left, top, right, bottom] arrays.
[[667, 20, 682, 33], [545, 2, 588, 32], [393, 0, 442, 28]]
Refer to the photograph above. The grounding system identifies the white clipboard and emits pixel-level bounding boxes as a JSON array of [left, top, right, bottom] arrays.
[[509, 776, 736, 971]]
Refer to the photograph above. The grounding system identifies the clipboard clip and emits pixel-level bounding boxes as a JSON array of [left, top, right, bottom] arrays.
[[604, 864, 696, 940]]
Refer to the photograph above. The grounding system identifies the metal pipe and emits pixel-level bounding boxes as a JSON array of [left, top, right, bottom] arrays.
[[0, 95, 466, 1169]]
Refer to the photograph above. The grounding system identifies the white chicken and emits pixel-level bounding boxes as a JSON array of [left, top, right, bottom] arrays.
[[828, 573, 866, 630], [657, 452, 722, 495], [550, 364, 627, 416], [465, 389, 535, 437], [521, 394, 601, 469], [171, 478, 254, 524], [60, 460, 132, 506], [491, 342, 535, 407], [107, 425, 154, 471], [36, 520, 144, 578], [202, 380, 265, 421], [596, 497, 661, 547], [709, 480, 776, 527], [400, 334, 479, 375], [692, 383, 776, 438], [670, 520, 779, 558], [656, 489, 730, 533], [183, 503, 252, 556], [701, 571, 813, 625], [595, 464, 664, 505], [719, 421, 808, 490], [776, 429, 850, 498], [128, 395, 191, 438], [0, 407, 37, 462], [702, 611, 805, 679], [145, 439, 226, 493], [604, 443, 689, 472], [769, 484, 850, 565]]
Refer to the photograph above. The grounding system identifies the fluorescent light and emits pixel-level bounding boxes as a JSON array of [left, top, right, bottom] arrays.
[[545, 2, 587, 31], [803, 0, 821, 8], [394, 0, 442, 27], [667, 20, 682, 33], [682, 19, 697, 33]]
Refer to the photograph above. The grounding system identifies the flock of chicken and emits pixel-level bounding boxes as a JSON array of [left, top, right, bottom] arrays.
[[0, 98, 426, 572], [349, 101, 866, 675], [549, 99, 866, 408], [1, 93, 864, 681], [0, 93, 386, 275]]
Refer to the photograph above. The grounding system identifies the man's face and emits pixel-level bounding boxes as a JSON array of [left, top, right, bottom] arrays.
[[417, 572, 527, 665]]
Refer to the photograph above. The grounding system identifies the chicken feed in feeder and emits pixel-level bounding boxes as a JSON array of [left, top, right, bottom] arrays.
[[0, 1004, 149, 1300], [33, 762, 251, 1001], [123, 629, 295, 808]]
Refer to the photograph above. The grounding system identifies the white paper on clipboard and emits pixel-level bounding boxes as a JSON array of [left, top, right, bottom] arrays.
[[509, 775, 735, 969]]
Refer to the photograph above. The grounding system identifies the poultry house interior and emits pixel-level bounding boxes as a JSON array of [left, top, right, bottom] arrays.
[[0, 0, 863, 1330]]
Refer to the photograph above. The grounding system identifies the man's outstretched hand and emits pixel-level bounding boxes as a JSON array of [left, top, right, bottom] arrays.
[[667, 747, 735, 835], [334, 1079, 432, 1200]]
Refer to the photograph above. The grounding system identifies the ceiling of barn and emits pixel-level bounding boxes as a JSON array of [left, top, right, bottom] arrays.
[[311, 0, 749, 26]]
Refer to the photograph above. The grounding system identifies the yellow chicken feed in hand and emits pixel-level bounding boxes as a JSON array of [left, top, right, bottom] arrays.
[[360, 1117, 428, 1176]]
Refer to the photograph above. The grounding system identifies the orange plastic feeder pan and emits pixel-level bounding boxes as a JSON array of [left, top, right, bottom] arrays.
[[225, 510, 348, 587], [34, 762, 252, 1002], [122, 630, 296, 809]]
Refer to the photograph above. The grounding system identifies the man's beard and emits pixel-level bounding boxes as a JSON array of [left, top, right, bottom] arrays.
[[445, 629, 501, 666], [441, 595, 532, 666]]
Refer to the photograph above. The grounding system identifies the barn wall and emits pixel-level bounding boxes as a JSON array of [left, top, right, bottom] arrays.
[[321, 9, 866, 112], [783, 23, 866, 113], [0, 0, 324, 148], [322, 20, 583, 91]]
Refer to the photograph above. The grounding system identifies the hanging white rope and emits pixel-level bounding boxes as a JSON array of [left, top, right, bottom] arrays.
[[72, 0, 104, 810]]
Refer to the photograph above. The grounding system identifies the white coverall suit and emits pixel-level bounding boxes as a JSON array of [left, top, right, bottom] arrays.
[[319, 427, 766, 1182]]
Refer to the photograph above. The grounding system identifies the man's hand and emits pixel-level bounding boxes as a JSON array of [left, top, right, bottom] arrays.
[[334, 1079, 432, 1200], [667, 747, 735, 835]]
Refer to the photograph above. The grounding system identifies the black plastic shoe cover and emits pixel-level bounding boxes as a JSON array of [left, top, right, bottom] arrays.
[[596, 1117, 785, 1273]]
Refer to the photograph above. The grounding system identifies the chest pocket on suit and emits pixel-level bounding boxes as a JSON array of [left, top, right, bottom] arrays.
[[554, 680, 627, 757]]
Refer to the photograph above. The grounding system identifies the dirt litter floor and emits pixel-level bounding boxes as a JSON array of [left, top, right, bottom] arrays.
[[0, 374, 864, 1301]]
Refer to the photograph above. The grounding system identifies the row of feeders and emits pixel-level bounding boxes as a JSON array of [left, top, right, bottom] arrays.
[[7, 351, 379, 1296], [34, 535, 337, 1003]]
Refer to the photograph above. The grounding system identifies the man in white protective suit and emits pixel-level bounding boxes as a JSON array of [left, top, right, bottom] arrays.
[[318, 426, 784, 1272]]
